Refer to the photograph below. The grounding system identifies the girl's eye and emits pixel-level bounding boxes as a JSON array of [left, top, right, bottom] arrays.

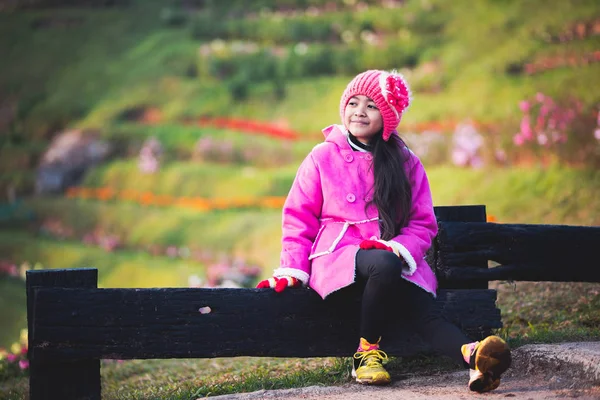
[[348, 101, 357, 106], [368, 105, 378, 110]]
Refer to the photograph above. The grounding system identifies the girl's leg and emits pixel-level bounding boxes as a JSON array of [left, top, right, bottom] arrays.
[[393, 279, 471, 366], [394, 278, 511, 393], [355, 249, 405, 343], [352, 249, 511, 390], [351, 249, 405, 384]]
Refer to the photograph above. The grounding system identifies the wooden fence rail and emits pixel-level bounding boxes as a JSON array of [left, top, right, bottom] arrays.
[[435, 221, 600, 283], [25, 205, 600, 400]]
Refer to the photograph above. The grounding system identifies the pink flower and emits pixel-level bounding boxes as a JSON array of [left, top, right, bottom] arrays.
[[166, 246, 178, 258], [451, 149, 469, 166], [470, 155, 484, 169], [495, 149, 507, 162], [520, 116, 532, 140], [7, 353, 17, 363], [519, 101, 530, 113], [513, 133, 525, 146], [535, 114, 546, 130], [552, 132, 567, 143], [594, 129, 600, 141], [19, 359, 29, 370], [535, 92, 545, 102]]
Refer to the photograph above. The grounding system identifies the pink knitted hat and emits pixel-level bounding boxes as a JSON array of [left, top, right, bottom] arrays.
[[340, 69, 411, 141]]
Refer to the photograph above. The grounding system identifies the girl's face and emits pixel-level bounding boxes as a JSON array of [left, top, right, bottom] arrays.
[[343, 95, 383, 144]]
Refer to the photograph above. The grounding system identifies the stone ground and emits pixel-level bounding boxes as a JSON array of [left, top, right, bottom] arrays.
[[208, 342, 600, 400]]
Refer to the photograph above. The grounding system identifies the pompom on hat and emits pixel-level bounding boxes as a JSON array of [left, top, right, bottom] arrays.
[[340, 69, 412, 141]]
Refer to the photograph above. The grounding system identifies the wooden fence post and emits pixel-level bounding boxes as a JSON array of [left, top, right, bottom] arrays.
[[27, 268, 101, 400], [433, 205, 488, 290]]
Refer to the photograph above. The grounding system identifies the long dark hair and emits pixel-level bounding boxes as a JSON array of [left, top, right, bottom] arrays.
[[369, 132, 412, 240]]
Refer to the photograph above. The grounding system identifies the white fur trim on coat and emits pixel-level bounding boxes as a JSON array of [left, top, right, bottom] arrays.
[[273, 268, 310, 285], [386, 240, 417, 275]]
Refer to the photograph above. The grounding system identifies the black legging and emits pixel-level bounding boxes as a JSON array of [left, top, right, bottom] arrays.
[[353, 248, 471, 367]]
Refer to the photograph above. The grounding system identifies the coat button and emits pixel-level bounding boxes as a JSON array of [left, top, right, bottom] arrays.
[[364, 195, 372, 202], [346, 193, 356, 202], [344, 154, 353, 162], [365, 153, 372, 161], [370, 236, 378, 240]]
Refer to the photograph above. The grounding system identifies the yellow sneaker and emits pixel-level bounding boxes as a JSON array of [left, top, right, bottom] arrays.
[[461, 336, 511, 393], [352, 349, 391, 385]]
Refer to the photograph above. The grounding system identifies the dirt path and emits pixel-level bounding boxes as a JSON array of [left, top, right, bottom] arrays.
[[210, 342, 600, 400], [209, 371, 600, 400]]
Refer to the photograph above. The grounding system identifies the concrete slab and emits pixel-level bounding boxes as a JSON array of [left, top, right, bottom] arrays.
[[508, 341, 600, 384], [207, 341, 600, 400]]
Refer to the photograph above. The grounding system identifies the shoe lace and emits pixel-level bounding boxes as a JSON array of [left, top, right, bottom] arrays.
[[353, 349, 389, 368]]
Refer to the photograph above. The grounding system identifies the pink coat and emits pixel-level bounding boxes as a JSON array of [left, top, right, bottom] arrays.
[[273, 124, 439, 299]]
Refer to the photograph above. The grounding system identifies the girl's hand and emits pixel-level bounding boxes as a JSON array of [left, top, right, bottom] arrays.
[[359, 239, 394, 252], [256, 276, 301, 293]]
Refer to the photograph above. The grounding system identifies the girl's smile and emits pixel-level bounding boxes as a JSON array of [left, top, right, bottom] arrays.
[[344, 95, 383, 144]]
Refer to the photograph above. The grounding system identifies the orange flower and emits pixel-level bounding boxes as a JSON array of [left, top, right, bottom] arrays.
[[95, 187, 115, 201], [78, 188, 93, 199], [189, 198, 211, 211], [119, 189, 139, 202], [67, 187, 290, 212], [260, 196, 286, 208], [154, 195, 174, 206], [139, 192, 155, 205], [65, 187, 79, 198]]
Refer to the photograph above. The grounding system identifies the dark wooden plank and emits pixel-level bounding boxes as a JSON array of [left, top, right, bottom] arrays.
[[437, 222, 600, 282], [31, 287, 501, 361], [433, 205, 488, 289], [26, 268, 101, 400], [434, 205, 487, 222]]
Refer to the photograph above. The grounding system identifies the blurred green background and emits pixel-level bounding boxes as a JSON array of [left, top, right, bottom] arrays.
[[1, 0, 599, 351]]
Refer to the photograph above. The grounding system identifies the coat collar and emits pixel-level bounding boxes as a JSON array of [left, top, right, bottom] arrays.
[[322, 124, 351, 149]]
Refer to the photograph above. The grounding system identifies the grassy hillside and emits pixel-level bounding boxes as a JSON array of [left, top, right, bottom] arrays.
[[3, 165, 597, 278], [1, 1, 599, 169]]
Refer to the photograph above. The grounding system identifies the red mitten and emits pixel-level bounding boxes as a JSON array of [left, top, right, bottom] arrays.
[[359, 239, 393, 252], [256, 276, 300, 293]]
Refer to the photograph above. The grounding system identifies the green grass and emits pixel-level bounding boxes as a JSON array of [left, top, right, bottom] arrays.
[[20, 198, 284, 270], [428, 165, 600, 225], [3, 0, 599, 141], [4, 165, 595, 290], [0, 2, 170, 131], [9, 165, 595, 290], [101, 357, 349, 399], [82, 160, 301, 197], [2, 0, 599, 199], [0, 278, 26, 351], [0, 231, 207, 289], [493, 281, 600, 340]]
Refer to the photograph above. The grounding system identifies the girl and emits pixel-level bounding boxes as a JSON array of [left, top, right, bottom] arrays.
[[257, 69, 511, 392]]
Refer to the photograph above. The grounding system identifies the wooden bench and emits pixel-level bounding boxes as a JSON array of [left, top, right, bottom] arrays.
[[25, 205, 600, 400]]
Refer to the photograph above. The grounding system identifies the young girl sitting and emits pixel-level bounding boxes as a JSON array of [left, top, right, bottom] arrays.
[[257, 69, 511, 392]]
